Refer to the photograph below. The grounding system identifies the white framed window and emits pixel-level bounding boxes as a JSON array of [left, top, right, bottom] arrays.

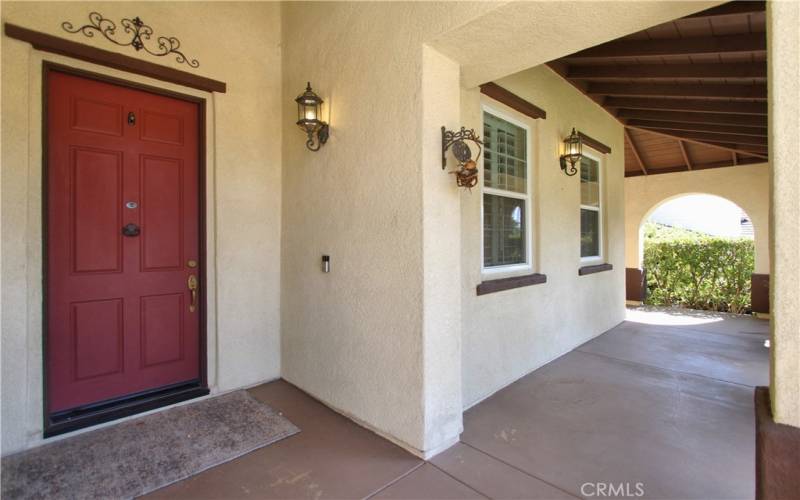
[[481, 106, 532, 274], [580, 150, 603, 262]]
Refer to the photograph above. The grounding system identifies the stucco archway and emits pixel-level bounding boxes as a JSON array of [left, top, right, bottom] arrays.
[[625, 164, 769, 274], [624, 164, 770, 311], [636, 193, 758, 269]]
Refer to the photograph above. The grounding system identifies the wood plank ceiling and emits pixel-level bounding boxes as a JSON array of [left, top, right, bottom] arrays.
[[547, 1, 767, 177]]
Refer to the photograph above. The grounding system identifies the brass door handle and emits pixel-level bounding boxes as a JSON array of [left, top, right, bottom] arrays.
[[188, 274, 198, 312]]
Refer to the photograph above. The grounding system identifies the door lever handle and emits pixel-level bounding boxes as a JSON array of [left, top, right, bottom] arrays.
[[187, 274, 198, 312]]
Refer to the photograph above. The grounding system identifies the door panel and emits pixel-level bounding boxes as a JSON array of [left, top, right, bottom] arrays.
[[47, 71, 201, 414], [141, 156, 184, 271], [70, 147, 124, 273], [140, 293, 184, 367], [70, 97, 124, 137], [140, 109, 185, 145], [72, 298, 124, 380]]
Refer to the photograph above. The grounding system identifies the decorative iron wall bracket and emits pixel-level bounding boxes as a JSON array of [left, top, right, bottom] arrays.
[[441, 126, 482, 170], [442, 126, 483, 189], [62, 12, 199, 68]]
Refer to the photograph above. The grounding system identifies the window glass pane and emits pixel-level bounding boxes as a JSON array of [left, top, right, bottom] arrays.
[[581, 208, 600, 257], [580, 156, 600, 207], [483, 112, 527, 193], [484, 194, 526, 267]]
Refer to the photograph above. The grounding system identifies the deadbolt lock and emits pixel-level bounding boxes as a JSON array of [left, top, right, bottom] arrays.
[[187, 259, 198, 268], [121, 223, 140, 237]]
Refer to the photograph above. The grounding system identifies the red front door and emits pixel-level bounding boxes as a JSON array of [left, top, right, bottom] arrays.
[[46, 71, 201, 414]]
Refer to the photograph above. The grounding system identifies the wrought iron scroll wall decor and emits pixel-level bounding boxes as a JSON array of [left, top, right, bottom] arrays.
[[442, 126, 483, 190], [62, 12, 200, 68]]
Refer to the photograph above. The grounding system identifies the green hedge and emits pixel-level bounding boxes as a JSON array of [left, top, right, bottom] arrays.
[[643, 236, 754, 314]]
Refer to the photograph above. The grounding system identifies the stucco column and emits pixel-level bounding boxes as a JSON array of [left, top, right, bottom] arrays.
[[419, 45, 463, 456], [768, 0, 800, 428]]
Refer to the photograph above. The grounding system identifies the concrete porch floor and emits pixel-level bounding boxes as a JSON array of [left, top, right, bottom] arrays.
[[147, 307, 769, 499]]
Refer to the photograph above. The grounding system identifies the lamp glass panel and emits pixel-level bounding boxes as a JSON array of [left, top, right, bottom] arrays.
[[568, 139, 581, 157], [304, 99, 319, 121]]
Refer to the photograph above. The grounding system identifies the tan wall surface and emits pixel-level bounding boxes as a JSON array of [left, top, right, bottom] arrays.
[[1, 2, 282, 454], [280, 1, 495, 457], [768, 0, 800, 428], [279, 0, 708, 456], [624, 164, 771, 274], [460, 66, 626, 408], [1, 0, 724, 457]]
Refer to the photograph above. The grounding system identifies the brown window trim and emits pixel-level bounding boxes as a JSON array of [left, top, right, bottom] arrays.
[[479, 82, 546, 120], [578, 132, 611, 154], [477, 273, 547, 296], [5, 23, 226, 93], [579, 263, 613, 276]]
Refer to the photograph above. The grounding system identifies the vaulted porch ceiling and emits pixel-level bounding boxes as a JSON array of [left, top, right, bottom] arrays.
[[548, 1, 768, 177]]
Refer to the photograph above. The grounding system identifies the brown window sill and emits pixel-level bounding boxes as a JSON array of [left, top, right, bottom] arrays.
[[579, 263, 613, 276], [477, 273, 547, 296]]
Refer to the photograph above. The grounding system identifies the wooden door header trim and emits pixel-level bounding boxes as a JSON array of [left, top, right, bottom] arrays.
[[5, 23, 226, 93]]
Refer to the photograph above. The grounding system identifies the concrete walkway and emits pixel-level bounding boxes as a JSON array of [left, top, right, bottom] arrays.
[[149, 307, 769, 499]]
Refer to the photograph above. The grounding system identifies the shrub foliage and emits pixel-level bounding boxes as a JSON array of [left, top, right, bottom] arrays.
[[643, 223, 754, 313]]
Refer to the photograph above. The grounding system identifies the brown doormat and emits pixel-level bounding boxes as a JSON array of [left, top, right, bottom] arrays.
[[2, 390, 299, 499]]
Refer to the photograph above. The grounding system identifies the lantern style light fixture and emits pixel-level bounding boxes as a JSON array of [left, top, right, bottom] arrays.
[[295, 82, 329, 151], [560, 128, 582, 176]]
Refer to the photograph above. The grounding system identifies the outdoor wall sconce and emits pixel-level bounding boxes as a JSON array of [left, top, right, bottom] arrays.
[[560, 128, 582, 176], [296, 82, 329, 151], [442, 126, 483, 190]]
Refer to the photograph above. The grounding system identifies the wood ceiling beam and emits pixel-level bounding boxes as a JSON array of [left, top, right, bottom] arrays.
[[617, 109, 768, 127], [705, 142, 768, 156], [626, 126, 768, 159], [624, 156, 765, 178], [569, 62, 766, 80], [678, 140, 692, 171], [684, 1, 766, 19], [603, 97, 767, 115], [564, 33, 765, 60], [624, 128, 648, 175], [634, 129, 767, 147], [587, 82, 767, 100], [626, 119, 767, 137]]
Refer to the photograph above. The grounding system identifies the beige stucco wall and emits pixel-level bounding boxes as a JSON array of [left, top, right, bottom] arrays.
[[1, 2, 283, 454], [624, 164, 770, 274], [460, 66, 626, 408], [768, 0, 800, 428], [282, 2, 718, 455], [280, 2, 490, 458], [280, 0, 711, 457], [1, 0, 722, 457]]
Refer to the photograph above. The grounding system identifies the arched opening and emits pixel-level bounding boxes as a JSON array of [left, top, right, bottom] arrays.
[[637, 194, 755, 314]]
